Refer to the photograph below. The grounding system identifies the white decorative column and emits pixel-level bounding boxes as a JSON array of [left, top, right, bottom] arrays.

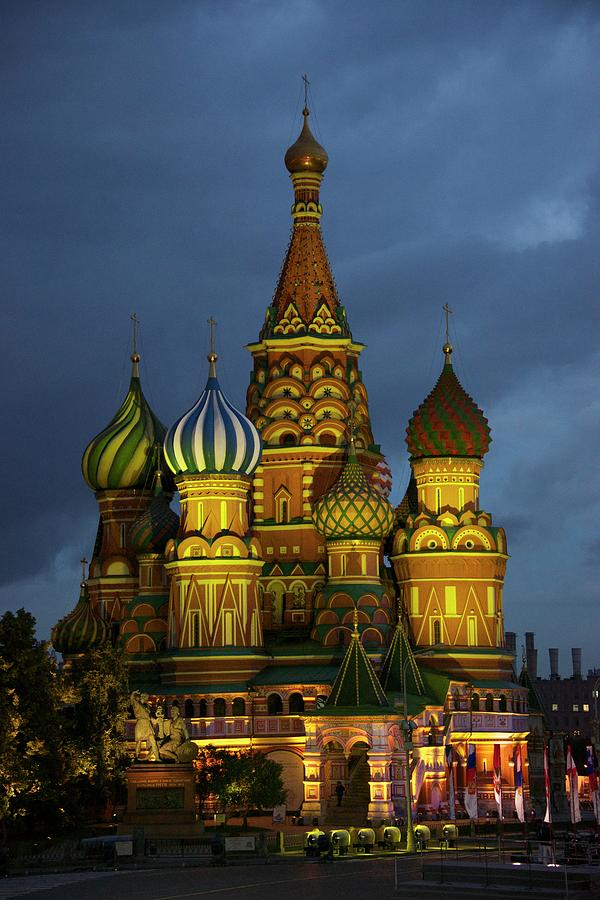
[[367, 725, 394, 822]]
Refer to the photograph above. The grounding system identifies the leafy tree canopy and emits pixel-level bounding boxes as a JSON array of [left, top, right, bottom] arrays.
[[195, 746, 286, 827]]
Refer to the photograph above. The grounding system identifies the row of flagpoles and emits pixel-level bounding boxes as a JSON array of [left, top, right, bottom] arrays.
[[442, 742, 600, 824]]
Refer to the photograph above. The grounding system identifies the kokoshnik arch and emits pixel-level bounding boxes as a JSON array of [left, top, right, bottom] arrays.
[[52, 101, 534, 823]]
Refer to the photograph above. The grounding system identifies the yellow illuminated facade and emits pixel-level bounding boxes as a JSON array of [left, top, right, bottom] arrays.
[[52, 105, 533, 824]]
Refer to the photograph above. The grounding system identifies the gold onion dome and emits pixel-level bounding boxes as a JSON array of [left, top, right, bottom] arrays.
[[284, 107, 328, 174], [51, 581, 108, 655], [82, 353, 168, 491], [406, 344, 491, 459], [313, 442, 394, 540]]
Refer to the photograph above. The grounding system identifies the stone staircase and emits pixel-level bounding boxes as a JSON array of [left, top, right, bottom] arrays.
[[324, 755, 370, 827]]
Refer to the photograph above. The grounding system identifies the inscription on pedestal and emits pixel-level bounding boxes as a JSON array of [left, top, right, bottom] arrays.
[[136, 787, 185, 810]]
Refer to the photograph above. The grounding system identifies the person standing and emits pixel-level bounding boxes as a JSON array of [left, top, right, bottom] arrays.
[[335, 781, 345, 807]]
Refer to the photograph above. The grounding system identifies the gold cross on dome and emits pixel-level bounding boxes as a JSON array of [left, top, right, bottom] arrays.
[[80, 557, 88, 580], [302, 73, 310, 108]]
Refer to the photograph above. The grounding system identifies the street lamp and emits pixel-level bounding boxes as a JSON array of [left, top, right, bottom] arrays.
[[401, 648, 428, 854]]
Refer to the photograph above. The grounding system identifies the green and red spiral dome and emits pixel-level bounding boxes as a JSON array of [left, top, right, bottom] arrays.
[[51, 582, 108, 655], [406, 346, 491, 459]]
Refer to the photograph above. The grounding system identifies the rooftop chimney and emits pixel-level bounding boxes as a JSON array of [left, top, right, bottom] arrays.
[[525, 632, 535, 650], [549, 648, 559, 680], [572, 647, 582, 680], [505, 631, 516, 652]]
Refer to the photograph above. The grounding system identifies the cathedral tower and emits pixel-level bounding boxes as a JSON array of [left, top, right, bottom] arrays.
[[391, 338, 511, 680], [246, 105, 385, 633], [161, 341, 266, 686], [81, 348, 169, 630]]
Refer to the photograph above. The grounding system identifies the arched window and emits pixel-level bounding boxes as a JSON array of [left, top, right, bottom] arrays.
[[184, 699, 194, 718], [232, 697, 246, 716], [288, 692, 304, 714], [485, 693, 494, 712], [471, 693, 480, 711], [267, 693, 283, 715], [213, 698, 226, 717], [320, 432, 336, 446], [340, 554, 347, 576], [433, 619, 441, 645], [280, 499, 288, 523], [499, 695, 507, 712], [198, 699, 208, 717]]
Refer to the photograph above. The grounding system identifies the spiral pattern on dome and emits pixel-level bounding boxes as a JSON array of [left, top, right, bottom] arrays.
[[82, 357, 167, 490], [313, 445, 394, 540], [130, 488, 179, 555], [51, 582, 108, 655], [164, 371, 261, 477], [406, 354, 491, 459]]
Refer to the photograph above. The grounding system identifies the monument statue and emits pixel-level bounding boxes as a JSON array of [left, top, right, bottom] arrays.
[[130, 691, 160, 760], [159, 704, 198, 763], [130, 693, 198, 763]]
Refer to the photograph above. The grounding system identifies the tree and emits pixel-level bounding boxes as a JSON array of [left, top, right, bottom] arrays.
[[195, 746, 286, 827], [61, 644, 130, 820], [0, 609, 67, 838]]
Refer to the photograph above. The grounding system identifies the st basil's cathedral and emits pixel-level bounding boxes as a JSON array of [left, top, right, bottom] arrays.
[[52, 103, 535, 824]]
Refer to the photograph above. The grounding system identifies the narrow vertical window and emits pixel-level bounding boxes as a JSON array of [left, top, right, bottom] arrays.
[[120, 523, 127, 548], [220, 500, 228, 531], [458, 487, 464, 510], [360, 553, 367, 575], [341, 554, 347, 576], [468, 616, 477, 646], [487, 586, 495, 616], [190, 612, 200, 647], [435, 488, 441, 513], [410, 586, 419, 616], [433, 619, 441, 644]]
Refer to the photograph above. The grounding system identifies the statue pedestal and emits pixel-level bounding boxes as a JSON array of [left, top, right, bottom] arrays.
[[120, 763, 202, 836]]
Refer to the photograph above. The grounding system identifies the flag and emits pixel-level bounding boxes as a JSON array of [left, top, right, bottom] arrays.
[[493, 744, 503, 819], [464, 743, 478, 819], [543, 745, 552, 825], [566, 744, 581, 824], [514, 744, 524, 823], [445, 744, 455, 820], [586, 745, 599, 824]]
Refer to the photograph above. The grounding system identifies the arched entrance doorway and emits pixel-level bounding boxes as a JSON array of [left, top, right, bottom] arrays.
[[324, 740, 371, 826]]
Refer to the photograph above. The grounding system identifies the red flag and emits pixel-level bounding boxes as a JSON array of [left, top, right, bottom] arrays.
[[493, 744, 503, 819], [543, 745, 552, 824]]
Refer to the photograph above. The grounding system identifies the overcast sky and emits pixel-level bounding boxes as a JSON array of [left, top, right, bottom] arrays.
[[2, 1, 599, 677]]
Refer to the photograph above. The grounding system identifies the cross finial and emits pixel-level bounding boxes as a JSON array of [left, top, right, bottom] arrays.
[[302, 73, 310, 111], [442, 303, 453, 362], [207, 316, 218, 376], [80, 557, 88, 581], [131, 313, 140, 355], [443, 303, 452, 343], [347, 398, 358, 445]]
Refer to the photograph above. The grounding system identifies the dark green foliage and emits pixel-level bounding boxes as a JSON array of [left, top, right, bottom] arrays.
[[0, 610, 130, 838], [194, 746, 286, 827]]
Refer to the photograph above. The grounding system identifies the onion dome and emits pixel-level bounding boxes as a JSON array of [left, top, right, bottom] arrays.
[[406, 344, 491, 459], [51, 581, 108, 655], [284, 107, 328, 174], [82, 354, 167, 491], [130, 474, 179, 555], [313, 441, 394, 540], [164, 352, 261, 477]]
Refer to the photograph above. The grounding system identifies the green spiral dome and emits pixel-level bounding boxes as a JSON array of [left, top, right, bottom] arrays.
[[130, 481, 179, 555], [82, 355, 167, 491], [313, 443, 394, 540], [51, 582, 109, 655]]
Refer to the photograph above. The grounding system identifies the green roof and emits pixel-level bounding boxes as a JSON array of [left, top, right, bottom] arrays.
[[325, 623, 391, 712], [380, 620, 426, 697], [518, 664, 545, 714], [251, 665, 339, 686]]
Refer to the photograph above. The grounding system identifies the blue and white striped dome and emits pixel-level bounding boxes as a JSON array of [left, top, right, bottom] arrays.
[[164, 356, 261, 477]]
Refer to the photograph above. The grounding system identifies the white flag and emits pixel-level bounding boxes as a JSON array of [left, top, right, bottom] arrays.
[[566, 745, 581, 824]]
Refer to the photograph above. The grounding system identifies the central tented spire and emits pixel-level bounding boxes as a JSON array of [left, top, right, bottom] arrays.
[[260, 97, 350, 339]]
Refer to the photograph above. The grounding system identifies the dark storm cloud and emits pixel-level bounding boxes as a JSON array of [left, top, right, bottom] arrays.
[[1, 0, 599, 675]]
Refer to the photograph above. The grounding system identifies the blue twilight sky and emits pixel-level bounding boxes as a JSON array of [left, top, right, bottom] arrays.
[[1, 1, 599, 677]]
